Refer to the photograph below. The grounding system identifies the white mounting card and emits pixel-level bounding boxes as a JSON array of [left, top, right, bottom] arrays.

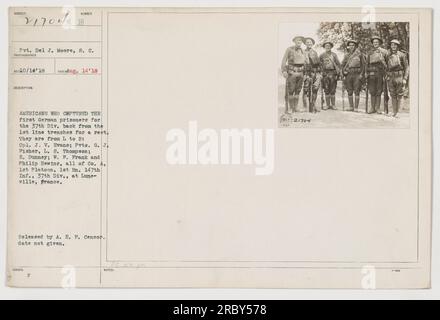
[[7, 7, 432, 288]]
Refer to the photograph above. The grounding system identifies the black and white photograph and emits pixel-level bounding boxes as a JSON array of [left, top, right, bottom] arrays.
[[278, 22, 411, 128], [1, 2, 438, 301]]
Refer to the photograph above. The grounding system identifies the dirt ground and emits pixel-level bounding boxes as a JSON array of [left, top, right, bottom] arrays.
[[278, 108, 410, 129], [278, 81, 410, 129]]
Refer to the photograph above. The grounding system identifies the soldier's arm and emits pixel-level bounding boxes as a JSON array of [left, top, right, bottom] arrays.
[[364, 52, 369, 75], [402, 52, 409, 81], [360, 53, 366, 77], [381, 49, 388, 70], [281, 48, 289, 72], [319, 53, 325, 71]]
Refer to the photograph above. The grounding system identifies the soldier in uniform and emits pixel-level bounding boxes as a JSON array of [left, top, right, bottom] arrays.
[[386, 39, 409, 117], [319, 41, 341, 110], [302, 37, 322, 113], [281, 36, 309, 113], [366, 35, 388, 114], [341, 39, 365, 112]]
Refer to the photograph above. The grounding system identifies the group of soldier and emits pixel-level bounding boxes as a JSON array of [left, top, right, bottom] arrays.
[[281, 35, 409, 117]]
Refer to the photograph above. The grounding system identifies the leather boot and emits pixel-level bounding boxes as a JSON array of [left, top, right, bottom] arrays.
[[384, 96, 389, 114], [347, 95, 354, 111], [302, 94, 308, 112], [375, 95, 382, 113], [312, 93, 319, 112], [288, 95, 295, 113], [354, 95, 360, 112], [393, 97, 402, 117], [331, 95, 336, 109], [368, 95, 375, 114], [391, 97, 398, 116], [293, 95, 299, 112], [325, 95, 330, 110]]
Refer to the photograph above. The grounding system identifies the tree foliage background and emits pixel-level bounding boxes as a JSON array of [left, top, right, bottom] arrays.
[[317, 22, 410, 55]]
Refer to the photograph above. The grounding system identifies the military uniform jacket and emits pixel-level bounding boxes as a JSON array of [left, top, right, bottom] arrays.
[[303, 48, 319, 72], [281, 46, 309, 72], [306, 48, 320, 66], [341, 49, 366, 74], [387, 50, 409, 80], [366, 47, 388, 72], [319, 51, 341, 72]]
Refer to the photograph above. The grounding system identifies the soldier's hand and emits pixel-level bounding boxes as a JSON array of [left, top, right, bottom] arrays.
[[282, 71, 288, 78], [403, 79, 407, 86]]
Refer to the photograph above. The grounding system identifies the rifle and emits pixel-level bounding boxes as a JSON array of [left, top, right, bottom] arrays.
[[308, 76, 313, 112], [284, 75, 289, 114], [342, 76, 346, 111], [403, 76, 409, 99], [365, 76, 369, 113], [383, 74, 389, 114]]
